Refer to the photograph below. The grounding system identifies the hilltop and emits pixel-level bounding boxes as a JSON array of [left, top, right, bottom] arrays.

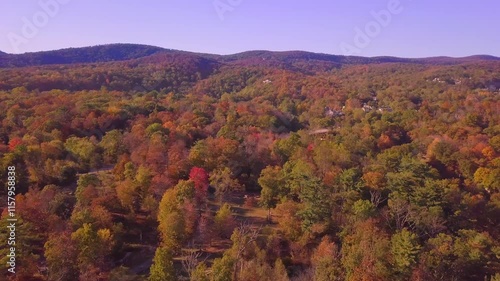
[[0, 43, 499, 68]]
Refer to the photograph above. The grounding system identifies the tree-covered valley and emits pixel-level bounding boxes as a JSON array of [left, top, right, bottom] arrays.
[[0, 44, 499, 281]]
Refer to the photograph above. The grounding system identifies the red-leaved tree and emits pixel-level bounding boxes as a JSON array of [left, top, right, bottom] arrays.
[[8, 137, 23, 151], [189, 167, 209, 205]]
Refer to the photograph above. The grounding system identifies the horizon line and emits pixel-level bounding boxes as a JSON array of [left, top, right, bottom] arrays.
[[1, 43, 499, 61]]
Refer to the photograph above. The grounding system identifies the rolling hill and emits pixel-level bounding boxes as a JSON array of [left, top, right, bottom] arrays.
[[0, 44, 166, 67], [0, 44, 499, 68]]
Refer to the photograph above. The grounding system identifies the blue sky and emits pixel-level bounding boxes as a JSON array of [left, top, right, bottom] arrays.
[[0, 0, 499, 57]]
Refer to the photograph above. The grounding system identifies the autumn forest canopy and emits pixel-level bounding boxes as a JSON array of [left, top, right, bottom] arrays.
[[0, 44, 499, 281]]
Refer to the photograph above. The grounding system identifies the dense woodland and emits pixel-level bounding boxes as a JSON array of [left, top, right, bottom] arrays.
[[0, 45, 499, 281]]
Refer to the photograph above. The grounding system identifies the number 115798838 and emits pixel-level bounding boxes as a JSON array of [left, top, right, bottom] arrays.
[[7, 166, 16, 217]]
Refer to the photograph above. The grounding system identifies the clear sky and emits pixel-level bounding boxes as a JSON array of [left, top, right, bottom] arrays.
[[0, 0, 499, 57]]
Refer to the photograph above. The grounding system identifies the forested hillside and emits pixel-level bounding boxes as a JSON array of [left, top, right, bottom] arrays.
[[0, 44, 168, 68], [0, 45, 499, 281]]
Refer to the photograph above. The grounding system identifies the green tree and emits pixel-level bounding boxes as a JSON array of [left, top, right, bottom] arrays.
[[474, 167, 500, 193], [422, 233, 455, 280], [210, 254, 235, 281], [391, 228, 421, 278], [214, 203, 235, 239], [146, 123, 169, 137], [258, 165, 285, 220], [158, 188, 186, 250], [175, 179, 196, 202], [453, 229, 498, 279], [149, 246, 177, 281], [274, 133, 302, 161], [99, 129, 125, 164], [352, 199, 376, 221], [337, 168, 364, 193], [422, 230, 499, 280], [284, 159, 331, 230], [65, 136, 102, 170], [135, 165, 153, 188], [191, 262, 209, 281], [71, 223, 114, 275]]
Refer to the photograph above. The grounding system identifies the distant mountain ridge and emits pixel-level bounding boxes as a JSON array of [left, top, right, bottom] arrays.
[[0, 44, 166, 67], [0, 43, 499, 68]]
